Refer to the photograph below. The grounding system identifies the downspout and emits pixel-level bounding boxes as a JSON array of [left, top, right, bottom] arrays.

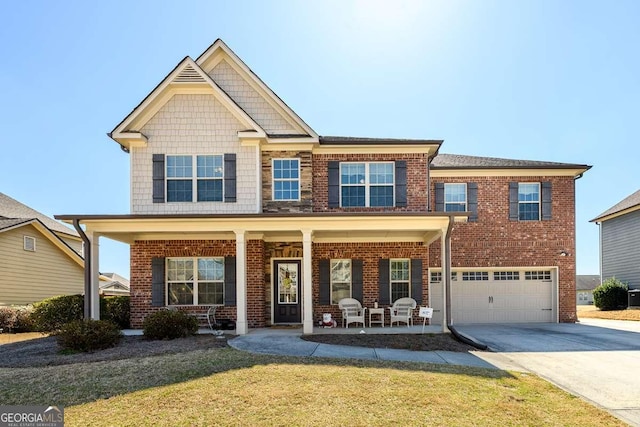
[[444, 217, 488, 350], [426, 155, 431, 211], [73, 219, 91, 320]]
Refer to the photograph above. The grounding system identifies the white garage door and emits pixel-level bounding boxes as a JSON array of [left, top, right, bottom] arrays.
[[429, 269, 556, 324]]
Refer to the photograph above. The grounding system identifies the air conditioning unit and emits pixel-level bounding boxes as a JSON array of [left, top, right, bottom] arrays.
[[629, 289, 640, 308]]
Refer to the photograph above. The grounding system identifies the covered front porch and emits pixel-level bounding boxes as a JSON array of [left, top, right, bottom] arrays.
[[56, 212, 466, 335]]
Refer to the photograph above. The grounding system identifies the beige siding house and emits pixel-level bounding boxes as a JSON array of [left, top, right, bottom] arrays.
[[0, 192, 84, 305]]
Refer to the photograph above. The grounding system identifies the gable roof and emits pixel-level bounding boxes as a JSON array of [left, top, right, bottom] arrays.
[[110, 56, 266, 150], [196, 39, 318, 140], [0, 192, 78, 237], [576, 275, 600, 291], [591, 189, 640, 223], [431, 153, 590, 170]]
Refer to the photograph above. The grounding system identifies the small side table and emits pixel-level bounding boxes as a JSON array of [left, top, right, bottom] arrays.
[[369, 307, 385, 327]]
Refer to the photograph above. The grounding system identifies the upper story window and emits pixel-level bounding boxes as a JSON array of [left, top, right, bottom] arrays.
[[340, 162, 394, 207], [390, 259, 410, 301], [23, 236, 36, 252], [272, 159, 300, 201], [444, 183, 467, 212], [166, 155, 223, 202], [330, 259, 352, 304], [518, 183, 540, 221]]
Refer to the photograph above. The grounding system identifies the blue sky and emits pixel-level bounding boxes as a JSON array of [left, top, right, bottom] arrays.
[[1, 0, 638, 278]]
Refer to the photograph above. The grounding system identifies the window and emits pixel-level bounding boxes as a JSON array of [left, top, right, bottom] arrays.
[[390, 259, 410, 301], [444, 183, 467, 212], [166, 155, 223, 202], [272, 159, 300, 201], [518, 183, 540, 221], [23, 236, 36, 252], [330, 259, 351, 304], [494, 271, 520, 281], [166, 257, 224, 305], [462, 271, 489, 281], [430, 271, 442, 283], [525, 270, 552, 281], [340, 162, 394, 207]]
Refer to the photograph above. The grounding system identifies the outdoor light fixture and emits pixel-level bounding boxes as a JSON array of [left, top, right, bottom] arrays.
[[559, 251, 570, 257]]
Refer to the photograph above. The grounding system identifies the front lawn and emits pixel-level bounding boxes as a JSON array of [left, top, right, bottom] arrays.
[[577, 305, 640, 321], [0, 337, 624, 426]]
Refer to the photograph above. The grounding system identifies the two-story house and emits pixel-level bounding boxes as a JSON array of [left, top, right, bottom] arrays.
[[57, 40, 589, 334]]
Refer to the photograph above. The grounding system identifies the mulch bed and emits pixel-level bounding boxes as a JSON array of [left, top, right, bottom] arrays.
[[302, 333, 482, 353], [0, 335, 230, 368]]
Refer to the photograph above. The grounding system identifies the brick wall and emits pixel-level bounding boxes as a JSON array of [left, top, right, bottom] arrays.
[[312, 153, 429, 212], [130, 239, 265, 328], [313, 242, 429, 325], [262, 151, 313, 213], [428, 175, 577, 322]]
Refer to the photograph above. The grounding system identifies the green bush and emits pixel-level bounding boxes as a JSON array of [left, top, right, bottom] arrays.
[[101, 296, 130, 329], [31, 295, 84, 332], [0, 306, 34, 333], [143, 310, 198, 340], [593, 278, 628, 310], [56, 319, 122, 352]]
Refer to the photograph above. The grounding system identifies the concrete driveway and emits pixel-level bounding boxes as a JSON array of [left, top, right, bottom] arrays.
[[457, 319, 640, 426]]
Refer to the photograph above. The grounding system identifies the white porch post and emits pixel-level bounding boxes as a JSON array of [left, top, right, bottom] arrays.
[[235, 230, 248, 335], [302, 229, 314, 334], [87, 231, 101, 320], [440, 229, 450, 333]]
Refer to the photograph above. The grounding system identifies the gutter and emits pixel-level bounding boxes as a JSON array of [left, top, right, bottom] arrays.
[[443, 218, 488, 350], [72, 219, 92, 320]]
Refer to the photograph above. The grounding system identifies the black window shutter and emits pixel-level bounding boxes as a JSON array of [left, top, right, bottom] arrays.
[[224, 256, 236, 306], [467, 182, 478, 222], [352, 259, 363, 302], [435, 182, 444, 211], [509, 182, 519, 221], [319, 259, 331, 305], [395, 161, 407, 207], [541, 181, 552, 220], [152, 154, 165, 203], [151, 257, 165, 306], [224, 154, 237, 203], [328, 161, 340, 208], [378, 259, 390, 305], [411, 259, 423, 304]]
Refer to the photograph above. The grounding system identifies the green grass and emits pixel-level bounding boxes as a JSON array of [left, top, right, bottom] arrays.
[[0, 346, 624, 426]]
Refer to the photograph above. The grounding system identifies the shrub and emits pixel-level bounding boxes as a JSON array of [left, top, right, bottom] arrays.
[[143, 310, 198, 340], [593, 278, 628, 310], [0, 306, 34, 333], [101, 296, 130, 329], [31, 295, 84, 332], [56, 319, 122, 352]]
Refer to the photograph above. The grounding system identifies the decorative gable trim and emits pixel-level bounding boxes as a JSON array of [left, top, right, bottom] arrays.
[[196, 39, 318, 141], [110, 56, 266, 150]]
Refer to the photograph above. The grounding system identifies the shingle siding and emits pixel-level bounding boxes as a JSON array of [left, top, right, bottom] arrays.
[[602, 210, 640, 289], [132, 94, 257, 214]]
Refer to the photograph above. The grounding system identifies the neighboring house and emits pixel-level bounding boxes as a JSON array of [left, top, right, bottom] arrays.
[[576, 275, 599, 305], [591, 189, 640, 290], [0, 192, 84, 305], [99, 273, 130, 296], [57, 40, 590, 333]]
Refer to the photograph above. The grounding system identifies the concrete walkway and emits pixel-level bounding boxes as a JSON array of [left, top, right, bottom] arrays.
[[228, 328, 499, 369]]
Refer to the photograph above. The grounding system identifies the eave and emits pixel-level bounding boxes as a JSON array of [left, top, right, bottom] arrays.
[[590, 204, 640, 223]]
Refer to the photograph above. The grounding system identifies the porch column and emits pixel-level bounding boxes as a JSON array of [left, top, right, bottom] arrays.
[[235, 230, 248, 335], [87, 231, 101, 320], [302, 229, 313, 334], [440, 228, 450, 333]]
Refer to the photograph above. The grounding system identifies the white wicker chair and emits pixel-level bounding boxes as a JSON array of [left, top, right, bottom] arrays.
[[338, 298, 367, 328], [388, 297, 417, 327]]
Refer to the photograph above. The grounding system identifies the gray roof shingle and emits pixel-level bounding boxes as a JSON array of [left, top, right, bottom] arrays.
[[0, 218, 32, 231], [591, 189, 640, 222], [432, 153, 590, 170], [320, 136, 443, 145], [576, 275, 600, 291], [0, 192, 78, 237]]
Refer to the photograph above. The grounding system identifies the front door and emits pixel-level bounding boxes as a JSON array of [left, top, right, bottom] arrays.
[[273, 260, 302, 323]]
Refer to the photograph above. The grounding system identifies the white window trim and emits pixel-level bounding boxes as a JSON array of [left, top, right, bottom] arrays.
[[390, 258, 411, 301], [272, 158, 301, 201], [340, 161, 395, 207], [518, 182, 541, 221], [166, 154, 224, 203], [23, 236, 36, 252], [330, 259, 352, 305], [166, 256, 225, 306], [444, 183, 467, 212]]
